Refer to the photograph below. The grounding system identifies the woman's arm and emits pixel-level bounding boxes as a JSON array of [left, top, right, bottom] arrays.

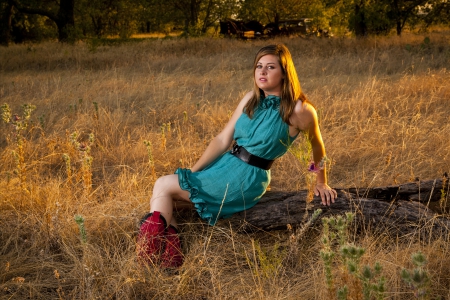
[[190, 91, 253, 173], [291, 102, 337, 205]]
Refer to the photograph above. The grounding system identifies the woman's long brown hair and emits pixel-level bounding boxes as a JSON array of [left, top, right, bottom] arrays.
[[244, 44, 308, 125]]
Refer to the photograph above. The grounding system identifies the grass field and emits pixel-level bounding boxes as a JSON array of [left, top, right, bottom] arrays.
[[1, 31, 450, 299]]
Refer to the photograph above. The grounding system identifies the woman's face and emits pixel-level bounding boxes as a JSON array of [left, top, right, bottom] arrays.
[[254, 54, 284, 96]]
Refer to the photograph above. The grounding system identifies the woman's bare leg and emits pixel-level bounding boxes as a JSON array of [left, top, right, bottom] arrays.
[[150, 174, 191, 227]]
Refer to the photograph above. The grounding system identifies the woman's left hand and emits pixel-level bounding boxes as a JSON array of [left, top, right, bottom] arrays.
[[314, 183, 337, 206]]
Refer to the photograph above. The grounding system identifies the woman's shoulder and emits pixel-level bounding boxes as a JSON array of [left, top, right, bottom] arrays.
[[291, 100, 317, 130], [238, 90, 255, 105], [243, 90, 255, 100], [294, 99, 316, 116]]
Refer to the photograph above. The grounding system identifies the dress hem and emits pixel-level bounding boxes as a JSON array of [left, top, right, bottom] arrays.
[[175, 168, 217, 225]]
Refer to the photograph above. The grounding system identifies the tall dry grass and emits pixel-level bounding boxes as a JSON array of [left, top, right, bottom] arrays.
[[0, 31, 449, 299]]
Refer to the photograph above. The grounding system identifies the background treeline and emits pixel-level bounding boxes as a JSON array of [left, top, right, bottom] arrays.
[[0, 0, 449, 45]]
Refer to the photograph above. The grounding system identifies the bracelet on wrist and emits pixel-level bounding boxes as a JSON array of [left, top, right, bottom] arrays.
[[308, 156, 329, 173]]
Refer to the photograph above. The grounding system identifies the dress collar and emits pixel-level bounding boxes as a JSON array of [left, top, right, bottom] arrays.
[[260, 94, 280, 109]]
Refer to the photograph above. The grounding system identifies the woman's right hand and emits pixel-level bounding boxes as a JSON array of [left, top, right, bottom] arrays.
[[314, 182, 337, 206]]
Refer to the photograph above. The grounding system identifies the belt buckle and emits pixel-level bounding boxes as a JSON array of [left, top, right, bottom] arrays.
[[231, 144, 241, 154]]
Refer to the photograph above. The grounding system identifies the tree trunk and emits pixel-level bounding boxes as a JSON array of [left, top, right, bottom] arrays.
[[354, 0, 367, 37], [0, 0, 13, 46], [212, 178, 450, 237], [396, 20, 402, 36], [201, 0, 213, 34], [55, 0, 75, 42]]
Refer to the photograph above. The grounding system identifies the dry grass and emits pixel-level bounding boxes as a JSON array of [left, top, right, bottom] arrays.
[[0, 31, 450, 299]]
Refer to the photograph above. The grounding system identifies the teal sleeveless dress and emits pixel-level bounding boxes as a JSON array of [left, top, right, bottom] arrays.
[[175, 94, 298, 225]]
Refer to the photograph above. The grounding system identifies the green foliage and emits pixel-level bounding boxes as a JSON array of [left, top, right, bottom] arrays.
[[74, 215, 87, 243], [337, 285, 348, 300], [340, 247, 385, 300], [6, 0, 450, 41], [420, 36, 431, 51], [401, 252, 431, 299], [10, 12, 57, 43], [320, 213, 385, 300], [347, 0, 395, 36], [320, 215, 436, 300], [76, 0, 144, 38]]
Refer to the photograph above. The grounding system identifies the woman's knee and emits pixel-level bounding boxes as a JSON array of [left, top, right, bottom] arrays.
[[154, 175, 172, 190], [153, 175, 179, 196]]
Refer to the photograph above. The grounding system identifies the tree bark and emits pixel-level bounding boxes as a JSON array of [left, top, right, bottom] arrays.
[[220, 178, 450, 236]]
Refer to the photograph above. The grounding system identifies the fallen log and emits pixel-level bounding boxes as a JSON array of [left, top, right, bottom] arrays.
[[346, 177, 448, 203], [222, 178, 450, 237]]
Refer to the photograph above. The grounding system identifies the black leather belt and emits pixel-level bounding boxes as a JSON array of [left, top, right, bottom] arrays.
[[230, 143, 274, 170]]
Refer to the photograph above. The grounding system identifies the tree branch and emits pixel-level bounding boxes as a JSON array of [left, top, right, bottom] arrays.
[[11, 0, 58, 22]]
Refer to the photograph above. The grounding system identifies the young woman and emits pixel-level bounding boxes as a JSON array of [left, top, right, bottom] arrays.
[[137, 43, 337, 268]]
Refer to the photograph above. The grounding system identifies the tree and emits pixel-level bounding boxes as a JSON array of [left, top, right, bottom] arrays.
[[76, 0, 144, 38], [349, 0, 368, 37], [164, 0, 203, 35], [238, 0, 312, 24], [161, 0, 238, 36], [0, 0, 13, 45], [138, 0, 183, 34], [388, 0, 429, 35], [422, 0, 450, 27], [345, 0, 431, 36], [11, 0, 76, 42]]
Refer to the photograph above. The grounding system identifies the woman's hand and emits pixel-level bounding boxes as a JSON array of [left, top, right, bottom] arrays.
[[314, 183, 337, 206]]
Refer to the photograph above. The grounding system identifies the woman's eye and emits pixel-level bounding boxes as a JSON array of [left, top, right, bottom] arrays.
[[256, 65, 262, 69]]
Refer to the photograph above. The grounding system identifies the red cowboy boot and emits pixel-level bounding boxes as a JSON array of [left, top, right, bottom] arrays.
[[160, 225, 184, 269], [136, 211, 167, 265]]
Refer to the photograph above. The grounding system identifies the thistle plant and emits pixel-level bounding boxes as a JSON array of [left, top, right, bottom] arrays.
[[289, 209, 322, 256], [401, 252, 430, 299], [336, 213, 354, 249], [1, 103, 36, 194], [321, 216, 337, 296], [340, 246, 386, 300], [320, 212, 386, 300], [74, 215, 87, 243], [68, 131, 95, 194]]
